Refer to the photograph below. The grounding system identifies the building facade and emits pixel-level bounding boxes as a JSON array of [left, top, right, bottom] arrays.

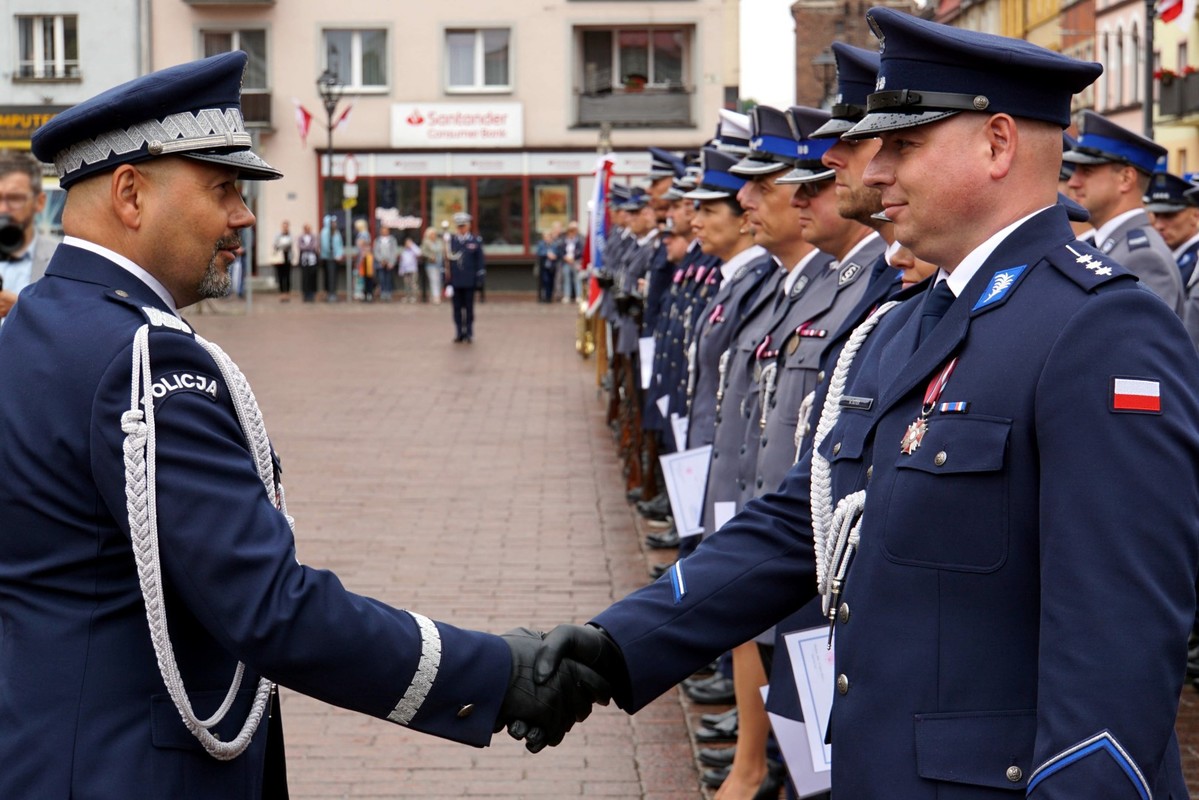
[[149, 0, 737, 282]]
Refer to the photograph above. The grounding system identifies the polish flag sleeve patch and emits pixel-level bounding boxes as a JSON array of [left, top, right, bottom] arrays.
[[1111, 377, 1161, 414]]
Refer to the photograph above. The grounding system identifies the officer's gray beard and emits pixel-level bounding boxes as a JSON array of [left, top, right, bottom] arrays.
[[197, 238, 240, 299]]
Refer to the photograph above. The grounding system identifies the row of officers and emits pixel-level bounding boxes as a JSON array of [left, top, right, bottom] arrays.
[[584, 23, 1199, 799]]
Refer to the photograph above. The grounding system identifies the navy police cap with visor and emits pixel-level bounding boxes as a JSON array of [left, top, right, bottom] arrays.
[[776, 106, 837, 185], [811, 43, 881, 139], [32, 51, 281, 188], [685, 148, 750, 201], [731, 105, 813, 176], [844, 7, 1102, 139], [1063, 109, 1167, 176], [1145, 171, 1199, 213]]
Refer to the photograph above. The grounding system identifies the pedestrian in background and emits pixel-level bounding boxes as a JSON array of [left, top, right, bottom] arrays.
[[352, 220, 371, 301], [422, 226, 445, 304], [272, 220, 294, 302], [400, 235, 421, 303], [297, 222, 320, 302], [560, 220, 582, 303], [320, 215, 344, 302], [354, 236, 376, 302], [373, 224, 398, 301], [535, 226, 561, 303]]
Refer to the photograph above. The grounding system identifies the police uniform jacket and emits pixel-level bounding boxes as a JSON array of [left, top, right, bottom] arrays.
[[745, 236, 882, 505], [447, 232, 485, 289], [1098, 210, 1184, 315], [594, 207, 1199, 799], [1183, 266, 1199, 353], [685, 252, 774, 451], [700, 265, 787, 536], [0, 244, 512, 799], [1175, 235, 1199, 287], [614, 232, 659, 356]]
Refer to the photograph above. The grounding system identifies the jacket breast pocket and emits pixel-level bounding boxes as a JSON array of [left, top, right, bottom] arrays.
[[817, 408, 874, 466], [881, 415, 1011, 572], [914, 709, 1034, 791]]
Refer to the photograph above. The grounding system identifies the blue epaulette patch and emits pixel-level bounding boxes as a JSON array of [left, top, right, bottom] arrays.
[[1127, 229, 1149, 251], [1045, 242, 1130, 291], [972, 265, 1027, 311]]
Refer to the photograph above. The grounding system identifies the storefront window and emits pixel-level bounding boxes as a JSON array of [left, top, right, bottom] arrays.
[[477, 178, 524, 255], [374, 178, 425, 238], [530, 178, 576, 240]]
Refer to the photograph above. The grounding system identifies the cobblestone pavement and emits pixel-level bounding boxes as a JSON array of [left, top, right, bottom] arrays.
[[192, 293, 1199, 798]]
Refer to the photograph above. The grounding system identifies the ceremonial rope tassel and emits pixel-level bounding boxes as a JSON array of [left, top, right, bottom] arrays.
[[122, 324, 278, 761], [758, 362, 778, 431], [793, 389, 816, 462], [810, 302, 899, 617]]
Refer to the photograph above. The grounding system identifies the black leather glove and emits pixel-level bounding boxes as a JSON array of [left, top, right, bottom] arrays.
[[498, 628, 612, 753], [532, 624, 630, 710]]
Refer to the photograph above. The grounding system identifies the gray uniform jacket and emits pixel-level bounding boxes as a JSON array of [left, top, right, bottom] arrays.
[[1098, 210, 1184, 315]]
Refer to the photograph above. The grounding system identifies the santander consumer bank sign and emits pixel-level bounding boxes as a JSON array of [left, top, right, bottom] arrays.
[[391, 102, 524, 148]]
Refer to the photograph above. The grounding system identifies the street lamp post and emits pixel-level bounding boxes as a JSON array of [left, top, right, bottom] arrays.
[[811, 48, 837, 110], [316, 68, 345, 299]]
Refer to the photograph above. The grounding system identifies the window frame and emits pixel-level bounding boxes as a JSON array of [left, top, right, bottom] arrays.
[[15, 14, 80, 81], [322, 28, 389, 94], [200, 28, 268, 90], [580, 25, 688, 91], [444, 27, 512, 94]]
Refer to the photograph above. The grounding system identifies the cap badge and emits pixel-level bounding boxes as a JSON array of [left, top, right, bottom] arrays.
[[973, 96, 990, 111]]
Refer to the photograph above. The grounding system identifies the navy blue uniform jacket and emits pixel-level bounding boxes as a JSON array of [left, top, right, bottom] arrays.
[[0, 245, 511, 799], [594, 208, 1199, 799]]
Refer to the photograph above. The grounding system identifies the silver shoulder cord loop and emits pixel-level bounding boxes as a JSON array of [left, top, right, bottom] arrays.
[[809, 301, 899, 616], [122, 324, 276, 760]]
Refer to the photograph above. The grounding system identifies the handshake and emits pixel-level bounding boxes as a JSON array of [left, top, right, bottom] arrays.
[[496, 624, 626, 753]]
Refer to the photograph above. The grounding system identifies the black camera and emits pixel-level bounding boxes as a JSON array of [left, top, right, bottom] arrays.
[[0, 215, 23, 258]]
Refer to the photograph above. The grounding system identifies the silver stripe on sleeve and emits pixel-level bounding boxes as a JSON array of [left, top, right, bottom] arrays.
[[387, 611, 442, 725]]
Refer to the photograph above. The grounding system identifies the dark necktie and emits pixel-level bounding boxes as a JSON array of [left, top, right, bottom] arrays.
[[918, 280, 955, 345]]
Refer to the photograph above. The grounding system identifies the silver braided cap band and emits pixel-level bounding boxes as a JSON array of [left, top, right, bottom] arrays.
[[53, 107, 251, 179], [387, 611, 442, 725]]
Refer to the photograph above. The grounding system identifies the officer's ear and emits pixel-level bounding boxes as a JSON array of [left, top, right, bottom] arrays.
[[111, 163, 149, 231], [984, 113, 1017, 180]]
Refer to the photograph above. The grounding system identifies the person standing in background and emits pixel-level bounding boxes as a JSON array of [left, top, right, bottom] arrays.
[[421, 226, 445, 304], [0, 150, 59, 322], [319, 215, 344, 302], [560, 220, 582, 304], [297, 223, 320, 302], [373, 225, 398, 302], [272, 220, 294, 303], [399, 235, 421, 303], [447, 212, 484, 343]]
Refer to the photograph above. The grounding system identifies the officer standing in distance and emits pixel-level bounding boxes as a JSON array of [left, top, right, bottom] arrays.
[[446, 211, 485, 343], [522, 10, 1199, 799], [0, 52, 607, 799]]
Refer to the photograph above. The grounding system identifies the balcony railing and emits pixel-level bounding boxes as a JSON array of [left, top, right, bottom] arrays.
[[576, 86, 694, 128], [1159, 72, 1199, 118], [241, 90, 272, 128]]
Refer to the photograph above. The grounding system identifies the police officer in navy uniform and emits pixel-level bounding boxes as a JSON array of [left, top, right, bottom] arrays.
[[522, 10, 1199, 799], [447, 211, 485, 342], [1064, 110, 1184, 314], [1145, 170, 1199, 286], [0, 52, 608, 800]]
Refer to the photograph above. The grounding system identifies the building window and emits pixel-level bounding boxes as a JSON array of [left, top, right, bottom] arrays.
[[576, 26, 693, 128], [324, 29, 387, 90], [203, 30, 270, 126], [16, 14, 79, 80], [581, 27, 686, 91], [445, 29, 511, 91]]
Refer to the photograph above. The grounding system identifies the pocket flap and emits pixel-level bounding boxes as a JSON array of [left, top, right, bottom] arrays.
[[915, 709, 1035, 790], [897, 415, 1010, 475]]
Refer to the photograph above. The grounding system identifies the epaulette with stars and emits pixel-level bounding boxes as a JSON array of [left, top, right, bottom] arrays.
[[1044, 240, 1133, 292]]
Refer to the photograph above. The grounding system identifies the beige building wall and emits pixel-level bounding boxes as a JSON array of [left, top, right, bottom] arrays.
[[150, 0, 732, 268]]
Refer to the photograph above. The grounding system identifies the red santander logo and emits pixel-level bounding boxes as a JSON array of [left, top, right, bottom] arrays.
[[406, 109, 425, 126]]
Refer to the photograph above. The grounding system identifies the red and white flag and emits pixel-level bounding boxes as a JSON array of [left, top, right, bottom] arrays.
[[293, 100, 313, 146], [1112, 377, 1161, 413], [333, 103, 353, 132], [1160, 0, 1198, 26]]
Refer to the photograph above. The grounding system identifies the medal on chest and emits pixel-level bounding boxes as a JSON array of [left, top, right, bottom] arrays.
[[901, 356, 958, 455]]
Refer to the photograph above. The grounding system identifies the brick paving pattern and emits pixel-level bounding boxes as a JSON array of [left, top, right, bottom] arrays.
[[192, 294, 1199, 798]]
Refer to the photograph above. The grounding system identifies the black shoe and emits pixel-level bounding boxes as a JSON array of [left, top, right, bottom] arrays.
[[637, 494, 671, 520], [645, 527, 679, 549], [698, 746, 736, 768], [695, 717, 738, 743], [453, 335, 463, 343], [465, 336, 472, 343], [683, 671, 729, 692], [644, 515, 674, 530], [752, 766, 786, 800], [648, 561, 672, 580], [701, 766, 729, 789], [687, 676, 736, 706], [626, 487, 643, 503], [700, 706, 737, 727]]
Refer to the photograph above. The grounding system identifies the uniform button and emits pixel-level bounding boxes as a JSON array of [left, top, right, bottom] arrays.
[[739, 445, 746, 455], [760, 437, 768, 447], [115, 289, 130, 298], [838, 603, 850, 624], [934, 451, 947, 467], [457, 704, 475, 719], [866, 465, 873, 482], [756, 478, 763, 488], [817, 370, 826, 383], [832, 442, 842, 455], [738, 480, 746, 490], [1005, 766, 1022, 783], [836, 674, 850, 695]]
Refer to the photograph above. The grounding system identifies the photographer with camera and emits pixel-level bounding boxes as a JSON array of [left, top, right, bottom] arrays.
[[0, 151, 59, 322]]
